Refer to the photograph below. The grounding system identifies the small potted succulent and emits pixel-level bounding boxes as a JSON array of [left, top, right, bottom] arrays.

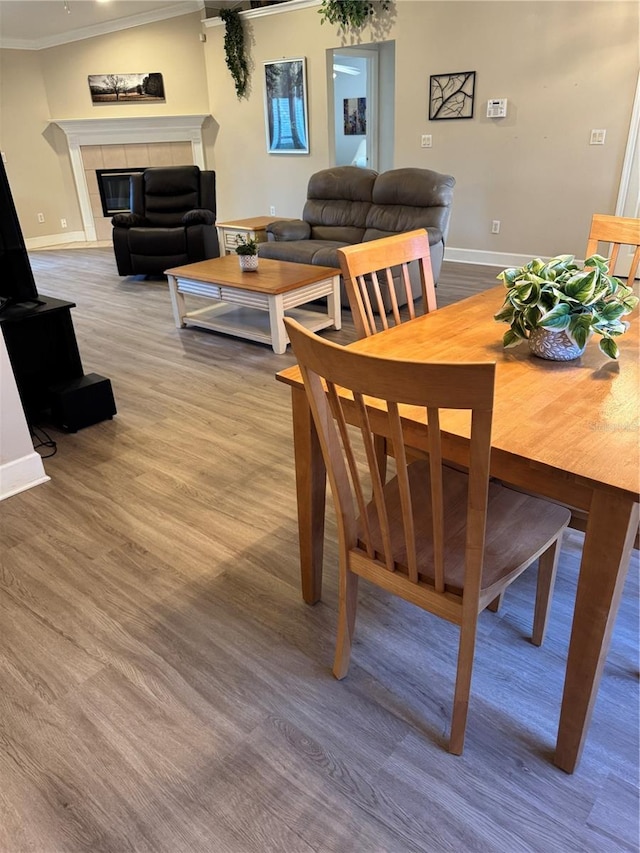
[[494, 254, 638, 360], [235, 234, 259, 272]]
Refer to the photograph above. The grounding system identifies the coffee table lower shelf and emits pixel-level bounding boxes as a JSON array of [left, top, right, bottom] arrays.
[[180, 302, 337, 351]]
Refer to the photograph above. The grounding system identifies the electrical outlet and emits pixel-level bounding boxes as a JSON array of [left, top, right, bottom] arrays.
[[269, 205, 276, 216], [37, 212, 45, 223], [590, 129, 606, 145], [421, 134, 432, 148], [491, 220, 501, 234], [60, 218, 67, 228]]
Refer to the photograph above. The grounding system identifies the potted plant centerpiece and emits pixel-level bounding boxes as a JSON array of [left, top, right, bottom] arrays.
[[235, 234, 259, 272], [494, 254, 638, 360]]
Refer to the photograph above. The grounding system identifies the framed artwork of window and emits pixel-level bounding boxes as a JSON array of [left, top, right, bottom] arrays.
[[429, 71, 476, 120], [263, 57, 309, 154]]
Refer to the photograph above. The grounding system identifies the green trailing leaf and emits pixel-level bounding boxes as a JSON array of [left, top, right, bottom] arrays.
[[567, 313, 593, 349], [584, 253, 609, 271], [318, 0, 390, 29], [599, 302, 626, 322], [494, 253, 636, 359], [564, 268, 598, 303], [503, 328, 523, 348], [494, 304, 515, 323], [538, 303, 571, 330], [220, 9, 249, 99], [598, 336, 619, 359]]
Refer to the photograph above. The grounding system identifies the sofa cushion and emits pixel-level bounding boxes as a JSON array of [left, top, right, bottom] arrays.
[[259, 239, 348, 267], [364, 167, 456, 243], [128, 227, 186, 255], [302, 166, 376, 243]]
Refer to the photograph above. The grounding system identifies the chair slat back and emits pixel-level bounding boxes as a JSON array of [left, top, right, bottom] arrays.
[[585, 213, 640, 287], [284, 318, 496, 603], [338, 230, 438, 338]]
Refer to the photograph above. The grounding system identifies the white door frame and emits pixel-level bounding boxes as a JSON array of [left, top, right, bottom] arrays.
[[615, 69, 640, 218], [328, 46, 379, 170]]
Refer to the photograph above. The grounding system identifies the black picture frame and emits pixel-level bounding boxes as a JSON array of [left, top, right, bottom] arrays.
[[343, 97, 366, 135], [429, 71, 476, 121], [88, 73, 165, 104]]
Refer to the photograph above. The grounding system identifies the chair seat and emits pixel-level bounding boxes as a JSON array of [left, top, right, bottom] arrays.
[[359, 460, 571, 595], [128, 227, 187, 255]]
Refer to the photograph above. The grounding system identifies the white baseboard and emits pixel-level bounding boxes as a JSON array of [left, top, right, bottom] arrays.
[[25, 231, 86, 250], [444, 246, 546, 268], [0, 452, 50, 501]]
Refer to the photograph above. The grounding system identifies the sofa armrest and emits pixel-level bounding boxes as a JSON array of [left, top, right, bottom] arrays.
[[182, 208, 216, 226], [267, 219, 310, 241], [112, 212, 148, 228]]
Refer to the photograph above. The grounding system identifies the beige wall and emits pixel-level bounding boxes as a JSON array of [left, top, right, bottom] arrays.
[[0, 11, 209, 239], [0, 49, 80, 238], [0, 2, 638, 259], [205, 0, 639, 259]]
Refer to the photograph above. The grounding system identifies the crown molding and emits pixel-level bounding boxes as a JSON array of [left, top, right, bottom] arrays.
[[0, 1, 203, 51], [204, 0, 319, 28]]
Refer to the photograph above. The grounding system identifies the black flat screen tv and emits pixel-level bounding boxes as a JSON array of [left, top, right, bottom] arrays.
[[0, 159, 39, 309]]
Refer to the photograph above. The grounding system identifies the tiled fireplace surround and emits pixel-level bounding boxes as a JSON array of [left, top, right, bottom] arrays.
[[52, 116, 210, 242]]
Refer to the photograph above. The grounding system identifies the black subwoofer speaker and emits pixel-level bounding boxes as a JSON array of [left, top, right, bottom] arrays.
[[49, 373, 117, 432]]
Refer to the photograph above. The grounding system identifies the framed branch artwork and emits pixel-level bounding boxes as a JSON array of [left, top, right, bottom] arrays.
[[263, 57, 309, 154], [429, 71, 476, 121]]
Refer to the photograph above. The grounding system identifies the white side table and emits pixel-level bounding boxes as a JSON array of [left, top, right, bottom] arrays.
[[217, 216, 286, 256]]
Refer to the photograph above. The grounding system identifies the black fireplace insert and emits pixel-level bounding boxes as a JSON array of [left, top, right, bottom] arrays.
[[96, 168, 145, 217]]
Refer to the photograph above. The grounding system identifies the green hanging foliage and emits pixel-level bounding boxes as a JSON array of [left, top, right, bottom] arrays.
[[318, 0, 390, 30], [220, 8, 249, 99]]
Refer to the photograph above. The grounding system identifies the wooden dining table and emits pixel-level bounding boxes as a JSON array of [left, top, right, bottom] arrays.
[[276, 285, 640, 774]]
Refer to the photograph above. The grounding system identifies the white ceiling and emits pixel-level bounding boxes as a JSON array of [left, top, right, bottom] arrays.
[[0, 0, 248, 49]]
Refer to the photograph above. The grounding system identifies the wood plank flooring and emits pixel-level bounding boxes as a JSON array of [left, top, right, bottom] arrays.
[[1, 247, 638, 852]]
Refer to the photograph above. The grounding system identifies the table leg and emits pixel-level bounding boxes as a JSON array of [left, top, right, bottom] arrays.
[[327, 274, 342, 330], [554, 491, 639, 772], [167, 275, 186, 328], [291, 386, 326, 604], [268, 293, 287, 354]]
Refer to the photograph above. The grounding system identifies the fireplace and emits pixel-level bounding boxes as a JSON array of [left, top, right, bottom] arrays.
[[51, 116, 210, 242], [96, 167, 145, 216]]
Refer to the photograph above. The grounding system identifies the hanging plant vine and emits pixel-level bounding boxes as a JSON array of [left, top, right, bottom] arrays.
[[220, 8, 249, 99], [318, 0, 390, 30]]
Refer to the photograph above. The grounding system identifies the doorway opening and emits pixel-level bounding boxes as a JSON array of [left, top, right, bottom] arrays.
[[328, 42, 395, 172]]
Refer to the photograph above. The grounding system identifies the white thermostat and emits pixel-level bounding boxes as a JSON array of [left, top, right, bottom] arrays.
[[487, 99, 508, 118]]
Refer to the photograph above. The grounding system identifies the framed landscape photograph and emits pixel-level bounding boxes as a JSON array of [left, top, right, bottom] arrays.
[[263, 57, 309, 154], [343, 97, 366, 135], [88, 72, 165, 104], [429, 71, 476, 120]]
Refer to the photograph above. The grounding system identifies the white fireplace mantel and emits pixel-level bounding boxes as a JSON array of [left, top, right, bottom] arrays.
[[51, 114, 211, 241]]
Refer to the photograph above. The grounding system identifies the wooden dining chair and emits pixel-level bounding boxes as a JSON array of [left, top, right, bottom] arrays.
[[337, 229, 438, 339], [284, 318, 571, 755], [585, 213, 640, 287], [576, 214, 640, 548]]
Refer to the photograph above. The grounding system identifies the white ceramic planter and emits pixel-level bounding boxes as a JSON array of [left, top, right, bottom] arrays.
[[238, 254, 258, 272]]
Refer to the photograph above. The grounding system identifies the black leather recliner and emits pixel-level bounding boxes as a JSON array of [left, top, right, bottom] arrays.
[[111, 165, 220, 276]]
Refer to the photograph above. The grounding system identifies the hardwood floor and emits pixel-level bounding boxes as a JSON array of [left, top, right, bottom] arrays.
[[1, 247, 638, 852]]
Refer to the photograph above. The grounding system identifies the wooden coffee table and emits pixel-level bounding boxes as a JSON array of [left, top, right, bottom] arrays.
[[165, 255, 341, 354]]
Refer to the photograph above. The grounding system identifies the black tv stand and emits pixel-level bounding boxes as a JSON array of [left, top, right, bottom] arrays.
[[0, 295, 84, 422]]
